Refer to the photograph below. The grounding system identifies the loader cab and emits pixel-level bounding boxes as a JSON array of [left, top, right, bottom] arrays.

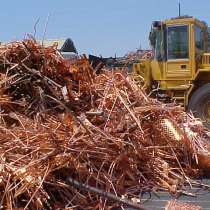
[[149, 16, 208, 87]]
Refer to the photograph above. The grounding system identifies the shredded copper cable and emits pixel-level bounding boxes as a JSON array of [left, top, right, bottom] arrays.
[[0, 39, 208, 209]]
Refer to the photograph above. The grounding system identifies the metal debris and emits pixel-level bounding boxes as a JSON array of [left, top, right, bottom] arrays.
[[0, 39, 208, 209]]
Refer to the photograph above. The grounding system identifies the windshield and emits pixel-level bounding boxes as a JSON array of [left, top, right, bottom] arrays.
[[167, 25, 189, 59]]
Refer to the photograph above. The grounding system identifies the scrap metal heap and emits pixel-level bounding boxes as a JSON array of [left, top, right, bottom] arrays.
[[0, 39, 209, 209]]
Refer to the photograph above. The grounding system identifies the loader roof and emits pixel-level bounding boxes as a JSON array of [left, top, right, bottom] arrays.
[[164, 16, 207, 28]]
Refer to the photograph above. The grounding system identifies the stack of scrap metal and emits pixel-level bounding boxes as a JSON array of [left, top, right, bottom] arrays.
[[0, 39, 208, 210]]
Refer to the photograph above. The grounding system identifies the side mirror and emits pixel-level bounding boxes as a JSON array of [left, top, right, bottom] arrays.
[[153, 21, 162, 29]]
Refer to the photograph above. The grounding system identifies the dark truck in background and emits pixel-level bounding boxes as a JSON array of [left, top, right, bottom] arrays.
[[88, 49, 153, 74]]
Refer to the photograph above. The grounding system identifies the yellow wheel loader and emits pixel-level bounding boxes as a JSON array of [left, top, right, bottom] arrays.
[[133, 16, 210, 127]]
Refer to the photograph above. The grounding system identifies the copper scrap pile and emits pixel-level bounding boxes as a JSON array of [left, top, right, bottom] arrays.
[[0, 39, 209, 210]]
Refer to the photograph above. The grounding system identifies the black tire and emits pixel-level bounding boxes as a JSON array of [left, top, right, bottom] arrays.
[[188, 83, 210, 128]]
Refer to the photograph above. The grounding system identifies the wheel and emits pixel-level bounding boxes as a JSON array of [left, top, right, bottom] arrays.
[[188, 83, 210, 128]]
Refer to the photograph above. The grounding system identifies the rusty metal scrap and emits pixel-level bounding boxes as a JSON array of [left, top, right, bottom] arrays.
[[0, 39, 208, 209]]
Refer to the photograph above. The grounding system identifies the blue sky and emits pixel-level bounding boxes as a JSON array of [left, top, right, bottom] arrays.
[[1, 0, 210, 56]]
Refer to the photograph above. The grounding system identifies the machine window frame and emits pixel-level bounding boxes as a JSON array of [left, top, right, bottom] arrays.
[[167, 24, 189, 60]]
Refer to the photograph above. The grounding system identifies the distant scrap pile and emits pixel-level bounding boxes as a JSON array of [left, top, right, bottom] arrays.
[[125, 49, 153, 61], [105, 49, 153, 70], [0, 39, 209, 210]]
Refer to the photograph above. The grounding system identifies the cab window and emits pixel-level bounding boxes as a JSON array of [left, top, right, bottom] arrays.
[[154, 30, 162, 60], [167, 25, 189, 59], [195, 26, 204, 50]]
